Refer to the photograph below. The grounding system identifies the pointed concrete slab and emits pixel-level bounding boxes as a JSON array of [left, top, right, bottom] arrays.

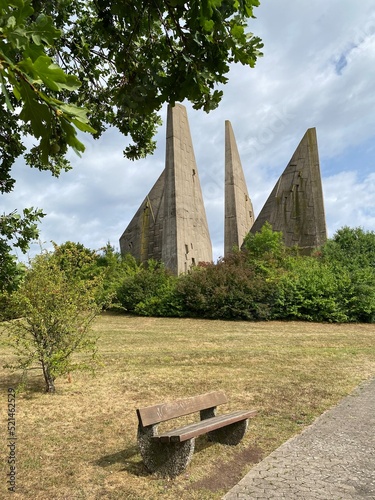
[[119, 170, 165, 263], [249, 128, 327, 251], [224, 120, 254, 256], [162, 103, 212, 274]]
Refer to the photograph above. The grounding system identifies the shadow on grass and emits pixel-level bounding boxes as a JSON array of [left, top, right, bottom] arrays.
[[95, 437, 216, 477], [95, 445, 149, 477], [0, 371, 46, 395]]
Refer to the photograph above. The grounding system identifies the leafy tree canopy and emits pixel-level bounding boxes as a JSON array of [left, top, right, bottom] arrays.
[[322, 226, 375, 270], [1, 0, 263, 168]]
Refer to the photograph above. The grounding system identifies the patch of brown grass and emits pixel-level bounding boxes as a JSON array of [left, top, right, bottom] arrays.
[[1, 313, 374, 499]]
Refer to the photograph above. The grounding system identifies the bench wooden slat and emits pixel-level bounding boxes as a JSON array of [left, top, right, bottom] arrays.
[[152, 409, 257, 443], [137, 391, 228, 427]]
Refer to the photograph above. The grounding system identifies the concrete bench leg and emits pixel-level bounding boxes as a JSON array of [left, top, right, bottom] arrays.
[[200, 407, 249, 446], [208, 419, 248, 445], [137, 425, 195, 478]]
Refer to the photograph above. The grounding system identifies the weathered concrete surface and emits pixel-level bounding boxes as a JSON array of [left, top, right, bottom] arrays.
[[249, 128, 327, 252], [119, 170, 165, 263], [224, 121, 254, 256], [162, 104, 212, 274], [223, 378, 375, 499]]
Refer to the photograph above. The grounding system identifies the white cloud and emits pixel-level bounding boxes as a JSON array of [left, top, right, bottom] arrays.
[[324, 171, 375, 236]]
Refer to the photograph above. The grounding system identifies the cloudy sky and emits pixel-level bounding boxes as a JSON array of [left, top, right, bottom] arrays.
[[4, 0, 375, 262]]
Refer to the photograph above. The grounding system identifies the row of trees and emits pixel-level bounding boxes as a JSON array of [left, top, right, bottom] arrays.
[[1, 225, 374, 393]]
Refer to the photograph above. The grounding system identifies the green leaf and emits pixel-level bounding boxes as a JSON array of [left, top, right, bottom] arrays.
[[60, 118, 86, 155], [34, 56, 81, 91], [11, 0, 34, 26], [18, 56, 82, 91], [30, 14, 61, 46], [7, 16, 16, 29], [56, 102, 91, 123], [201, 18, 214, 31], [71, 118, 97, 134], [0, 71, 14, 111], [231, 24, 244, 39], [18, 80, 52, 138]]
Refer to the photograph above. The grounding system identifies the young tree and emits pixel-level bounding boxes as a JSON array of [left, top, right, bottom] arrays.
[[242, 222, 289, 275], [5, 250, 102, 393]]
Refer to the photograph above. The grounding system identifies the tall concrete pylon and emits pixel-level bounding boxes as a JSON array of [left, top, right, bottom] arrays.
[[224, 120, 254, 256], [119, 103, 212, 274], [162, 104, 212, 273], [249, 128, 327, 251]]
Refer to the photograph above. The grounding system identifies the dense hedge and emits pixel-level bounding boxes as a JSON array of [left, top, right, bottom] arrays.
[[175, 252, 276, 320], [114, 225, 375, 323], [3, 227, 375, 323]]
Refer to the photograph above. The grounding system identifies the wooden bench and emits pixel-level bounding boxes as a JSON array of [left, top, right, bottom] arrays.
[[136, 391, 257, 477]]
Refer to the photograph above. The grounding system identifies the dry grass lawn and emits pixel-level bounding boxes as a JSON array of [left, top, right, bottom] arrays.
[[1, 313, 375, 499]]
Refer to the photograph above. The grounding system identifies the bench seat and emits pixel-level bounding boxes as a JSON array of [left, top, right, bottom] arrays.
[[154, 409, 257, 443]]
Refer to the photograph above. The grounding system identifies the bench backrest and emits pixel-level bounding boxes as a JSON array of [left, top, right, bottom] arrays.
[[137, 391, 228, 427]]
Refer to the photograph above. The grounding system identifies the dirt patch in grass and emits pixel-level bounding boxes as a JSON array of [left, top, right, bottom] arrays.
[[190, 444, 263, 493], [1, 313, 374, 499]]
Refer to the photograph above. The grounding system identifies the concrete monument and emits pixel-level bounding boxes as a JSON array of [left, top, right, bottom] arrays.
[[224, 120, 254, 256], [120, 105, 327, 271], [119, 104, 213, 274], [248, 128, 327, 251]]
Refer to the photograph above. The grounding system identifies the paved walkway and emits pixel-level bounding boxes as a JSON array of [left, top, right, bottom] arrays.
[[223, 377, 375, 499]]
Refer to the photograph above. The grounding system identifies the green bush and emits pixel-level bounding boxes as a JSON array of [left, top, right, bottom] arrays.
[[117, 260, 182, 317], [176, 252, 277, 320], [0, 292, 19, 321], [320, 227, 375, 322], [272, 256, 350, 322], [322, 226, 375, 269], [94, 245, 139, 309], [243, 221, 287, 265], [335, 266, 375, 323]]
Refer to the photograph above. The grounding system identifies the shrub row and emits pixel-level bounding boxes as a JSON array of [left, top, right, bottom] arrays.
[[3, 227, 375, 323], [115, 226, 375, 323]]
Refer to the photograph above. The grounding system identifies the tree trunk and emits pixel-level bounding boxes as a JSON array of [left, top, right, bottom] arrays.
[[42, 362, 56, 393]]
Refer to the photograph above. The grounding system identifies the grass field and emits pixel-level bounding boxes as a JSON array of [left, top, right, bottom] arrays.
[[1, 313, 375, 499]]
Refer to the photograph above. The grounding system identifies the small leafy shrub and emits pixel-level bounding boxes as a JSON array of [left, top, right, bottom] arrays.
[[0, 256, 26, 321], [94, 244, 139, 309], [0, 292, 19, 321], [322, 264, 375, 323], [243, 221, 287, 264], [5, 251, 102, 393]]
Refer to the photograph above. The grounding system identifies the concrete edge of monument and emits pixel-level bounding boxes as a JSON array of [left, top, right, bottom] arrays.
[[120, 104, 327, 274], [247, 127, 327, 253]]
